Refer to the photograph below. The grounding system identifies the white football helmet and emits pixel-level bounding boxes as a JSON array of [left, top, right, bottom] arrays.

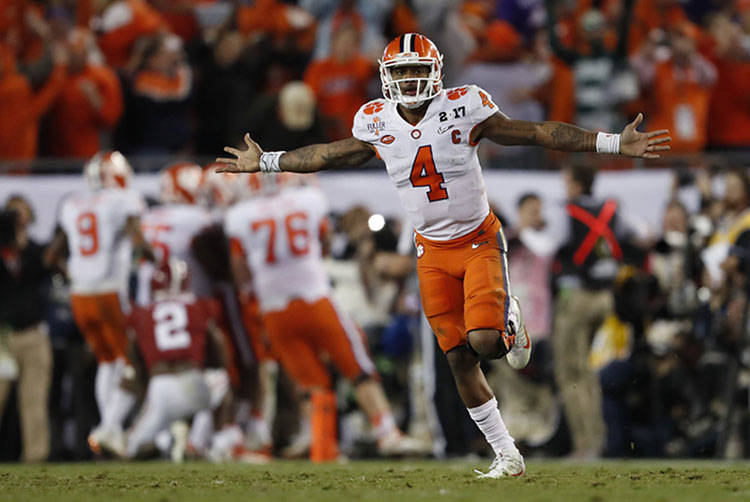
[[84, 150, 133, 190], [159, 162, 203, 204]]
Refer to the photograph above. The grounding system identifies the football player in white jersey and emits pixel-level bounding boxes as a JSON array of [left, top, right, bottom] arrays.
[[225, 174, 428, 458], [216, 33, 671, 477], [47, 150, 151, 454], [137, 162, 214, 304]]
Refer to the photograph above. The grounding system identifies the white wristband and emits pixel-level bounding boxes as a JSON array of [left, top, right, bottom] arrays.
[[596, 132, 620, 154], [259, 151, 285, 173]]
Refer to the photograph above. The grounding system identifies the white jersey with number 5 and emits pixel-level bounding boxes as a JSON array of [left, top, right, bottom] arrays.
[[352, 85, 499, 241], [224, 186, 331, 312], [141, 203, 213, 297], [59, 188, 145, 294]]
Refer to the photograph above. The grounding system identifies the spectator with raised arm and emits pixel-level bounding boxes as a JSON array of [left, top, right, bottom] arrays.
[[0, 42, 67, 161], [546, 0, 638, 133], [304, 22, 373, 141], [631, 20, 716, 153], [47, 28, 123, 158]]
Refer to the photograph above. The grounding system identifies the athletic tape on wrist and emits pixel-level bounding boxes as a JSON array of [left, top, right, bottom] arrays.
[[259, 151, 285, 173], [596, 132, 620, 154]]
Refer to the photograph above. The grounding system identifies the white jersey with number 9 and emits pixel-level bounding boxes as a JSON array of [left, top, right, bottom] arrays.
[[59, 188, 145, 295]]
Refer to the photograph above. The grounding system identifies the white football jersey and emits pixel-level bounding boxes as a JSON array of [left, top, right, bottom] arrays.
[[224, 185, 331, 312], [352, 85, 499, 241], [140, 203, 214, 297], [60, 188, 145, 295]]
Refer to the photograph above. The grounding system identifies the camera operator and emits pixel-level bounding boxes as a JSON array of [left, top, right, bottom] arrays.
[[0, 195, 52, 462]]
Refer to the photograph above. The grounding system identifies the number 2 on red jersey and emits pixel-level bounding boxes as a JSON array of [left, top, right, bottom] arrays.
[[410, 145, 448, 202], [153, 301, 191, 351]]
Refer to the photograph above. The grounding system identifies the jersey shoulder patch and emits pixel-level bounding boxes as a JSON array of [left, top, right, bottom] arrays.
[[352, 99, 388, 142], [444, 85, 498, 125]]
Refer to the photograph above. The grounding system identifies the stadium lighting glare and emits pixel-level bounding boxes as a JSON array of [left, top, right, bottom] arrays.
[[368, 214, 386, 232]]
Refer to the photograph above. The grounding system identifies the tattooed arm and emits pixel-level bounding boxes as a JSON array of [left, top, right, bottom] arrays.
[[280, 137, 375, 172], [216, 134, 375, 174], [472, 112, 671, 159]]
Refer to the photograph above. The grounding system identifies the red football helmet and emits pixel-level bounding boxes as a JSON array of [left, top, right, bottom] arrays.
[[83, 150, 133, 190], [379, 33, 444, 109], [159, 161, 203, 204], [150, 258, 190, 301]]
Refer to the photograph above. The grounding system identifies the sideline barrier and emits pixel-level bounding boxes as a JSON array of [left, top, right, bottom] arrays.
[[0, 168, 697, 243]]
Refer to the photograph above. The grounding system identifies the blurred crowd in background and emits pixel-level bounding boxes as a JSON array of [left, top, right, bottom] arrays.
[[0, 0, 749, 164], [0, 0, 750, 463]]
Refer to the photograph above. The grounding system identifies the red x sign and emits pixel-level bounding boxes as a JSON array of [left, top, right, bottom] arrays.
[[566, 200, 623, 266]]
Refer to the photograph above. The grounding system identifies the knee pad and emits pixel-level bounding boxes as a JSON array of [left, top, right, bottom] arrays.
[[467, 330, 507, 360]]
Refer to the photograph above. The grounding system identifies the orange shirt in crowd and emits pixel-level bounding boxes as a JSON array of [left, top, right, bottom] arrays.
[[645, 59, 715, 153], [152, 0, 200, 42], [98, 0, 165, 68], [237, 0, 316, 52], [0, 0, 45, 64], [76, 0, 94, 28], [708, 58, 750, 148], [542, 58, 575, 123], [133, 66, 191, 101], [629, 0, 687, 54], [48, 65, 123, 158], [0, 47, 66, 160], [304, 56, 372, 141], [390, 2, 419, 35]]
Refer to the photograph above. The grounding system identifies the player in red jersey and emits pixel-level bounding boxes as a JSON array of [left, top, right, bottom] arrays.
[[217, 33, 670, 477], [122, 260, 229, 459]]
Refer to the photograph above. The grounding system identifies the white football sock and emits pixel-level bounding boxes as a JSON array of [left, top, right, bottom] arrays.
[[467, 397, 519, 457], [104, 386, 135, 430], [95, 362, 115, 421], [372, 412, 397, 440], [189, 410, 214, 454], [154, 429, 173, 456], [101, 358, 135, 429], [248, 414, 272, 449]]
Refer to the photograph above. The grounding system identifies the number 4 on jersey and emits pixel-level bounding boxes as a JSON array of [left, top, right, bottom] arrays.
[[410, 145, 448, 202]]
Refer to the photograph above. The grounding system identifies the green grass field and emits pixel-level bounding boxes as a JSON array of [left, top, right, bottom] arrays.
[[1, 460, 749, 502]]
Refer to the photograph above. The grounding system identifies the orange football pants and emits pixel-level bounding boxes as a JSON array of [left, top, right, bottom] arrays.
[[70, 292, 129, 363], [240, 295, 273, 362], [262, 297, 376, 390], [415, 212, 511, 353]]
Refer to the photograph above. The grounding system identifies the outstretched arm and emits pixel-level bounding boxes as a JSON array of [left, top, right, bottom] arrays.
[[215, 135, 375, 174], [473, 112, 671, 159]]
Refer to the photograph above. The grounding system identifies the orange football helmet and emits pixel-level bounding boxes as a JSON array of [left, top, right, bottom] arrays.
[[237, 172, 301, 200], [379, 33, 443, 108], [200, 163, 241, 208], [159, 161, 203, 204], [83, 150, 133, 190]]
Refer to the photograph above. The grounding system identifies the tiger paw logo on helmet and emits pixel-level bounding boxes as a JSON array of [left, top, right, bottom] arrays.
[[379, 33, 443, 110]]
